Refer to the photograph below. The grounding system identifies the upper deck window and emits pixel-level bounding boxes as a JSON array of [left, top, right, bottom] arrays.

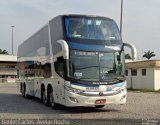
[[65, 16, 121, 44]]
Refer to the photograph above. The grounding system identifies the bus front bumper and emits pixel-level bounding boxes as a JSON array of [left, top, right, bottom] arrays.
[[65, 90, 126, 107]]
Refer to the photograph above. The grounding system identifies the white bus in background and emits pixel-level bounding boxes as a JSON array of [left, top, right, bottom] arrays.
[[17, 14, 136, 108]]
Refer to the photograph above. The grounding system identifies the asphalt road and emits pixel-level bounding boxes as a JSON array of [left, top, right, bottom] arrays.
[[0, 83, 160, 125]]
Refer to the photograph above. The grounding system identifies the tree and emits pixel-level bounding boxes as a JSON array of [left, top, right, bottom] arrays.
[[142, 50, 155, 60], [0, 49, 9, 54], [125, 53, 131, 59]]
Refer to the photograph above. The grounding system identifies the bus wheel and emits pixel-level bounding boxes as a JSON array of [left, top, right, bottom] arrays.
[[22, 84, 29, 98], [50, 92, 56, 108], [42, 91, 49, 106]]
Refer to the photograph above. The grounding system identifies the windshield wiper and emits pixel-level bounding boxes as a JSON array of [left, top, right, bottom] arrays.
[[69, 76, 98, 81], [103, 76, 125, 84], [75, 66, 99, 70], [77, 77, 97, 81]]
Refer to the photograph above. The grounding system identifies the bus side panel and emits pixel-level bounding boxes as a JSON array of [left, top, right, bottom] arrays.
[[51, 77, 65, 105], [17, 25, 52, 98]]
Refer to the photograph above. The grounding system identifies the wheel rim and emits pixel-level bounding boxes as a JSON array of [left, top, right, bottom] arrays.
[[50, 92, 55, 107]]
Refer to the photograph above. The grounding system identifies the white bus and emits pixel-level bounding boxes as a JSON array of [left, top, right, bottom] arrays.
[[17, 14, 135, 108]]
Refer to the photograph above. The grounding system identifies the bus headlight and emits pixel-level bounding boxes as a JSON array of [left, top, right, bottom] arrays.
[[115, 87, 126, 93], [64, 85, 84, 94]]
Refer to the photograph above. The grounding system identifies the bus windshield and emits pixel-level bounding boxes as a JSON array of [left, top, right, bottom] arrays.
[[65, 17, 121, 42], [69, 50, 125, 83]]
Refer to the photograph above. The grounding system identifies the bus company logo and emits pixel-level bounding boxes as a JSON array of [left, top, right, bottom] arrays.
[[99, 91, 103, 96]]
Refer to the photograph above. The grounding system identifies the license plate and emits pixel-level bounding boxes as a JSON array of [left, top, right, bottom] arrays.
[[86, 87, 99, 91], [95, 99, 106, 104]]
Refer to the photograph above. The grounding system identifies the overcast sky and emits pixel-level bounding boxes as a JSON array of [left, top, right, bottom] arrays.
[[0, 0, 160, 59]]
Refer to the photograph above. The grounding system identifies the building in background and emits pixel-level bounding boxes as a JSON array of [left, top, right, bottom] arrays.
[[0, 55, 17, 83], [125, 60, 160, 91]]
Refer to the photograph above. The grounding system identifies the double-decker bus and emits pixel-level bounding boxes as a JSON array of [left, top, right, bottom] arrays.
[[17, 14, 136, 108]]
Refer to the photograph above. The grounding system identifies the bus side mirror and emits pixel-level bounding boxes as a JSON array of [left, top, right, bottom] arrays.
[[57, 40, 69, 59], [123, 43, 137, 61]]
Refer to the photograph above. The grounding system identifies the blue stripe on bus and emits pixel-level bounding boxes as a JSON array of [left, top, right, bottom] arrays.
[[71, 82, 125, 88], [113, 82, 125, 87], [68, 42, 114, 51], [71, 82, 99, 87]]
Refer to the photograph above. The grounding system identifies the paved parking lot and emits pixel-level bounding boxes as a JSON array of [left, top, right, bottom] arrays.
[[0, 83, 160, 125]]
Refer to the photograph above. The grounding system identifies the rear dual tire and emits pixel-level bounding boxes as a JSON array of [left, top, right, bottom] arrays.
[[42, 90, 49, 106], [50, 92, 57, 108], [42, 90, 57, 108]]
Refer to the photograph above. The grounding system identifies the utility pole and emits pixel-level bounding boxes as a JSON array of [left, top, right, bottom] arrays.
[[11, 26, 14, 55], [120, 0, 123, 36]]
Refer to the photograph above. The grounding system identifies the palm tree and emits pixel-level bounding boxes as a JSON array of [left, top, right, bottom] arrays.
[[125, 53, 131, 59], [143, 50, 155, 60], [0, 49, 9, 54]]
